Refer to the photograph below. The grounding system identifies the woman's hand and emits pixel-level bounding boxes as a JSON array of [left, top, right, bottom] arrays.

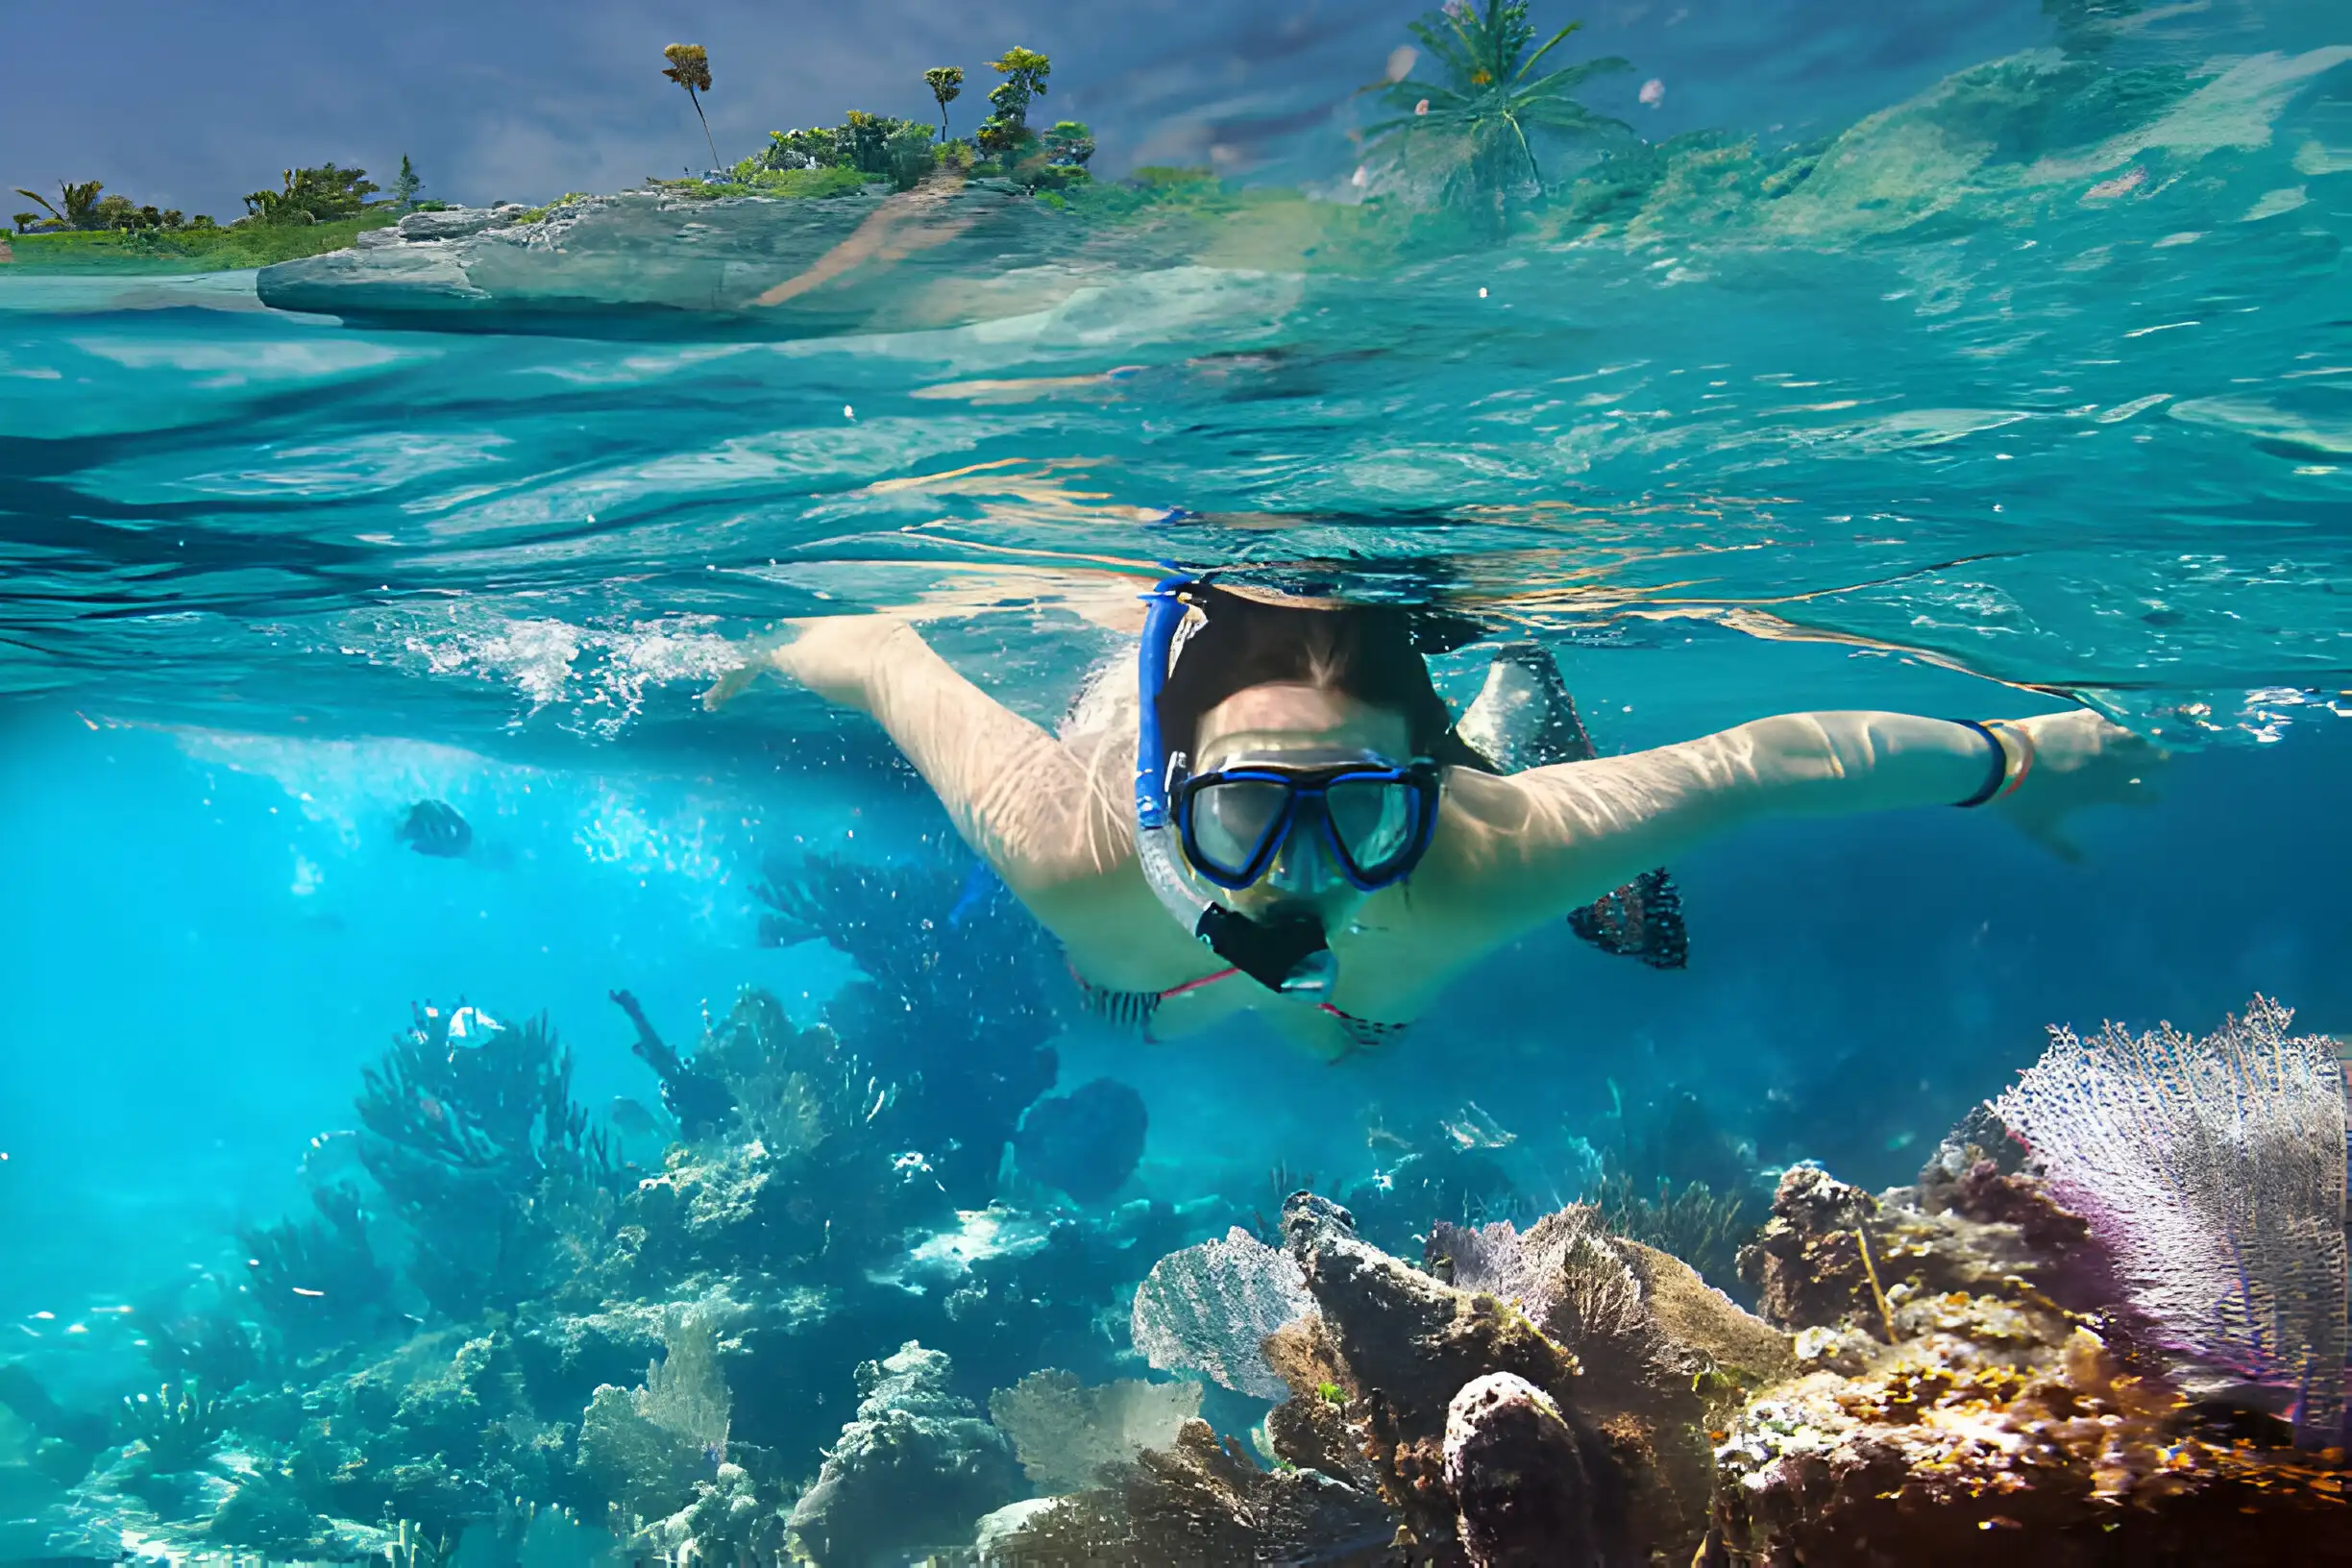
[[702, 614, 914, 712], [1994, 709, 2165, 860]]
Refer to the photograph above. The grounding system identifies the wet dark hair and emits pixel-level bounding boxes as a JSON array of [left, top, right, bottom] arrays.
[[1154, 586, 1488, 768]]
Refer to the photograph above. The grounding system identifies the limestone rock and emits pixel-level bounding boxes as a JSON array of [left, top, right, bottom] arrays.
[[259, 185, 1094, 337], [394, 205, 522, 241]]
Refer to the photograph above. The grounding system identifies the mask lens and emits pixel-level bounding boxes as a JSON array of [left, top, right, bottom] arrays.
[[1188, 777, 1291, 879], [1325, 777, 1419, 876]]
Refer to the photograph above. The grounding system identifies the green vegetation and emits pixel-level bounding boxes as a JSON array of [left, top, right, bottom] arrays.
[[12, 179, 208, 233], [662, 43, 720, 168], [242, 162, 379, 224], [1369, 0, 1631, 221], [923, 66, 965, 140], [722, 52, 1090, 198], [6, 212, 401, 273], [977, 46, 1052, 160], [5, 158, 412, 272]]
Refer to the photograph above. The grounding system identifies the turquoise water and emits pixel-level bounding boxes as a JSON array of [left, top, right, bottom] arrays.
[[3, 10, 2351, 1561]]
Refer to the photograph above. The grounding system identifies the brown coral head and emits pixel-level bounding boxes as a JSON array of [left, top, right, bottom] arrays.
[[1443, 1373, 1607, 1568]]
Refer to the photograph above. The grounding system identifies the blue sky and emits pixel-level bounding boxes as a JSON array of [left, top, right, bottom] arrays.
[[2, 0, 2063, 220]]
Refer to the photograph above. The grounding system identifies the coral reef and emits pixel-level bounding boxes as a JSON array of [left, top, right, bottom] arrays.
[[1005, 1049, 2352, 1568], [786, 1342, 1018, 1567], [0, 825, 1227, 1565], [1714, 1148, 2352, 1565], [16, 865, 2343, 1568], [995, 1190, 1783, 1563]]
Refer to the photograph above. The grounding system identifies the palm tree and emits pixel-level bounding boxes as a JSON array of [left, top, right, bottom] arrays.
[[1367, 1, 1630, 208], [923, 66, 964, 140], [12, 180, 104, 231], [662, 43, 720, 168], [977, 47, 1051, 159]]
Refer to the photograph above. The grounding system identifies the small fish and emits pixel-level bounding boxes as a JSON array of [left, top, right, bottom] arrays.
[[446, 1005, 500, 1040], [606, 1096, 664, 1139], [396, 799, 473, 859], [301, 1130, 366, 1186]]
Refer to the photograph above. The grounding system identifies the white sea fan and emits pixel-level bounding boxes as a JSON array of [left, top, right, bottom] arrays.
[[1129, 1227, 1312, 1401], [1993, 995, 2347, 1442]]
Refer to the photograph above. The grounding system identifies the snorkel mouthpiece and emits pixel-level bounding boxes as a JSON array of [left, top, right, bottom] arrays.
[[1194, 905, 1336, 996]]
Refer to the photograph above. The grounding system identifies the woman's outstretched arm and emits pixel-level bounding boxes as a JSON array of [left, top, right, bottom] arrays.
[[1433, 708, 2159, 942], [708, 616, 1134, 904]]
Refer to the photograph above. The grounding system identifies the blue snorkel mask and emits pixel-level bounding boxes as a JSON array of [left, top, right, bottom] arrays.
[[1134, 576, 1441, 996]]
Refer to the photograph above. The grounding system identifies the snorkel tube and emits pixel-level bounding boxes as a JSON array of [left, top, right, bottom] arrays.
[[1135, 576, 1338, 997]]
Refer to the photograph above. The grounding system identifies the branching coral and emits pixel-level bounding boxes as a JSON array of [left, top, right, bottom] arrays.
[[117, 1383, 224, 1475], [1591, 1168, 1754, 1289], [1993, 995, 2348, 1444], [690, 986, 888, 1161], [754, 850, 1059, 1205], [608, 988, 733, 1139], [614, 988, 948, 1281], [638, 1308, 731, 1461], [355, 1004, 624, 1318], [237, 1181, 397, 1354]]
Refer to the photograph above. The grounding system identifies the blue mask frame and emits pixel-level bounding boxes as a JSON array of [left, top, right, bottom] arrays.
[[1173, 758, 1439, 892]]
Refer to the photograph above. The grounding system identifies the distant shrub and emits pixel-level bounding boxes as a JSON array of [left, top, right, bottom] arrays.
[[243, 163, 380, 225]]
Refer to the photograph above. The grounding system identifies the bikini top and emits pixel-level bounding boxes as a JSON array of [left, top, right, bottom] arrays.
[[1071, 965, 1409, 1056]]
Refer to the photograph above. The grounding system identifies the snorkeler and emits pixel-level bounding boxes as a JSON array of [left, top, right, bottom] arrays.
[[711, 580, 2157, 1060]]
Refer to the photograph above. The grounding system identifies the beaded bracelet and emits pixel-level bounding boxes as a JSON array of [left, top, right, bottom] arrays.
[[1989, 721, 2036, 801]]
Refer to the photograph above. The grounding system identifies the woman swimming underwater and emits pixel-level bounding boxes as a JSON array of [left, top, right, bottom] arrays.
[[712, 579, 2157, 1060]]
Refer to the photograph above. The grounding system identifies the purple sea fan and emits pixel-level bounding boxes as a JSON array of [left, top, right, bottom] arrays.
[[1993, 995, 2348, 1444]]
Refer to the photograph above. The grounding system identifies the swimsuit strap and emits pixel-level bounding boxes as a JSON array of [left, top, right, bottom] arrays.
[[1070, 964, 1406, 1053], [1316, 1005, 1409, 1056]]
